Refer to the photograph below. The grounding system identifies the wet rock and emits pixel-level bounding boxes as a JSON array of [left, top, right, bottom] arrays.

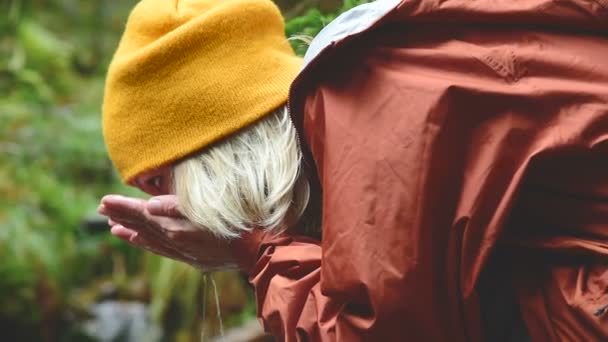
[[82, 301, 161, 342]]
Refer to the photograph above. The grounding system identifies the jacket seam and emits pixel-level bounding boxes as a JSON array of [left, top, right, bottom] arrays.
[[589, 0, 608, 11]]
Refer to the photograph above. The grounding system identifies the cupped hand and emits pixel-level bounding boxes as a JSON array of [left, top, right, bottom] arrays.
[[98, 194, 239, 272]]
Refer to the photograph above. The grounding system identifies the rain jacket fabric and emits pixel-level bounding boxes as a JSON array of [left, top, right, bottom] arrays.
[[233, 0, 608, 341]]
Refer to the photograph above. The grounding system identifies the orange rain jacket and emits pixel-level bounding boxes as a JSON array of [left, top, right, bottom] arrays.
[[234, 0, 608, 340]]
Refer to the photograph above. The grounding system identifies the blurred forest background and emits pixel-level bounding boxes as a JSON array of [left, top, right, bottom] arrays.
[[0, 0, 370, 341]]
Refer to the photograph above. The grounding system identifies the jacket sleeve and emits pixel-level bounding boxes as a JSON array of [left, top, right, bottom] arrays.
[[232, 224, 454, 342]]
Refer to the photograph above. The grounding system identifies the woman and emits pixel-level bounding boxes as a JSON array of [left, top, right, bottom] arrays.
[[99, 0, 608, 340]]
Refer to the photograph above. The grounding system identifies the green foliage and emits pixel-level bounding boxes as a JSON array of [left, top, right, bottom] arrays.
[[0, 0, 371, 340], [286, 0, 372, 55]]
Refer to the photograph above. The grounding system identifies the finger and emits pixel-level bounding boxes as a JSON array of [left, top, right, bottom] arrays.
[[98, 203, 107, 216], [147, 195, 183, 218], [107, 200, 206, 255], [110, 224, 138, 241], [101, 194, 147, 211], [109, 216, 164, 240], [108, 215, 193, 251], [111, 224, 168, 254], [130, 234, 173, 256], [128, 229, 198, 264], [100, 195, 149, 223]]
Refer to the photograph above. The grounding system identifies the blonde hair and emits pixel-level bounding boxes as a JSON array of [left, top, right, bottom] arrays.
[[173, 106, 310, 239]]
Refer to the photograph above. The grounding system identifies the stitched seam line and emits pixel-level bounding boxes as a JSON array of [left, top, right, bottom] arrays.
[[589, 0, 608, 11]]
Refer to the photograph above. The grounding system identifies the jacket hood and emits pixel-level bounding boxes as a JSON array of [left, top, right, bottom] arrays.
[[292, 0, 608, 102]]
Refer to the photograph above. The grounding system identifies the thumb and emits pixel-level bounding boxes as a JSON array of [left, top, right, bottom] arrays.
[[147, 195, 182, 217]]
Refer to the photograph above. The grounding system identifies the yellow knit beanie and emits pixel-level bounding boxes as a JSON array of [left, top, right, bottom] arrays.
[[102, 0, 302, 182]]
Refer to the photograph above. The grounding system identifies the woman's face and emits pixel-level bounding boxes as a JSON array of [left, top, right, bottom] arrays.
[[131, 165, 173, 196]]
